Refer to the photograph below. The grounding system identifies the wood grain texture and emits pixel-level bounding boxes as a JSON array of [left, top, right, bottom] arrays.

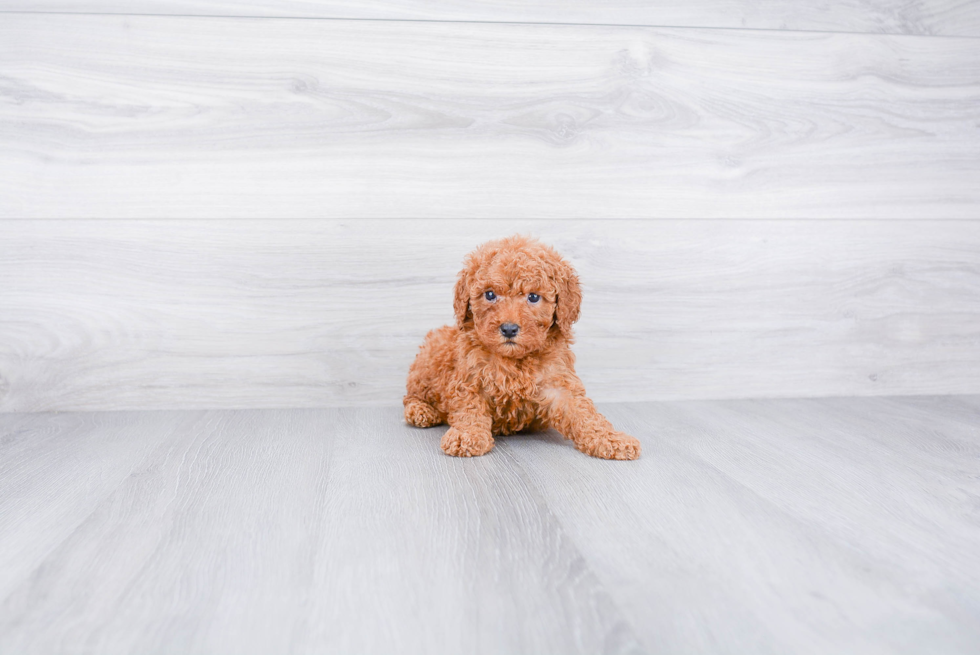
[[2, 14, 979, 219], [1, 397, 978, 653], [0, 407, 645, 655], [1, 219, 978, 412], [0, 411, 190, 597], [3, 1, 980, 37], [507, 396, 980, 653]]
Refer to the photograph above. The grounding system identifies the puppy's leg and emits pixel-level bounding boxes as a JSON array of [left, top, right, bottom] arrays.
[[544, 389, 641, 460], [404, 396, 445, 428], [404, 325, 455, 428], [442, 393, 495, 457]]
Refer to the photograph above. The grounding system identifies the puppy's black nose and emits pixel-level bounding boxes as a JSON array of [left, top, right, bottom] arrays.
[[500, 323, 520, 339]]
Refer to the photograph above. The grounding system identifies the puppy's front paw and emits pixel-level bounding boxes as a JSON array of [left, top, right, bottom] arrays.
[[441, 427, 494, 457], [404, 399, 444, 428], [578, 431, 641, 460]]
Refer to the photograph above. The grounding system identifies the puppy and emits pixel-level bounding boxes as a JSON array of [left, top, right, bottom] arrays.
[[404, 235, 641, 460]]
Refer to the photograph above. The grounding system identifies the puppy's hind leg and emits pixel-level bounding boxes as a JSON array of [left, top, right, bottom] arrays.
[[404, 396, 446, 428], [404, 325, 455, 428]]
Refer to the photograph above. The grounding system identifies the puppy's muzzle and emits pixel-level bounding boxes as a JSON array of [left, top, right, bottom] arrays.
[[499, 323, 520, 339]]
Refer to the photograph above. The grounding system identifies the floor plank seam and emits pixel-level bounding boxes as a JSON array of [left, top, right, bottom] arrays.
[[493, 436, 653, 653]]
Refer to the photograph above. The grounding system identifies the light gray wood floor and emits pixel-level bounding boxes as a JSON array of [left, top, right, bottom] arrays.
[[2, 396, 978, 654]]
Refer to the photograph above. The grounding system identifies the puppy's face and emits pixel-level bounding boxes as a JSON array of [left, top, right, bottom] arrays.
[[470, 281, 557, 359], [454, 236, 581, 359]]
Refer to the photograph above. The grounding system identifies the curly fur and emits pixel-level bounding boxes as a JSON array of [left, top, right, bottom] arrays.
[[404, 235, 641, 460]]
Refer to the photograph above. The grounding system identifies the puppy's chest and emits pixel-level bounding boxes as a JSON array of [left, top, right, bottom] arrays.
[[481, 366, 542, 435]]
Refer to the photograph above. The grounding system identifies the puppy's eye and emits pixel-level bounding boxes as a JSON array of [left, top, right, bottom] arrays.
[[484, 290, 496, 302], [527, 293, 541, 304]]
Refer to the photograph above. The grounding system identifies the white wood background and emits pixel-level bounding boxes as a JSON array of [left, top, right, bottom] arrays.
[[1, 220, 978, 412], [1, 4, 978, 411], [4, 1, 980, 37], [1, 14, 979, 219]]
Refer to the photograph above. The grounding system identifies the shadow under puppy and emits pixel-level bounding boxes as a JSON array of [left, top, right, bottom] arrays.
[[404, 235, 641, 460]]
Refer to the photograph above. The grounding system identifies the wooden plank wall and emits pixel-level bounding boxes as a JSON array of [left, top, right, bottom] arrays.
[[5, 1, 980, 36], [0, 5, 978, 411], [1, 220, 978, 411], [1, 14, 979, 218]]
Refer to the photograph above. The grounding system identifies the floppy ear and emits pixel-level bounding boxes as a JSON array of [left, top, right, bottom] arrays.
[[453, 266, 472, 329], [554, 259, 582, 339]]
